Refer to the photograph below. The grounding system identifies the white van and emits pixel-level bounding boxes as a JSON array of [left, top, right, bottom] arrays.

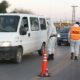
[[0, 13, 47, 63]]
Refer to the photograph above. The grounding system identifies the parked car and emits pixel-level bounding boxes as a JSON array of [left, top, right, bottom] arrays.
[[57, 27, 70, 46]]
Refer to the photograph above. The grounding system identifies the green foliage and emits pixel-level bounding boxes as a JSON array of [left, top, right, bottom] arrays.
[[0, 0, 33, 14], [0, 1, 9, 13]]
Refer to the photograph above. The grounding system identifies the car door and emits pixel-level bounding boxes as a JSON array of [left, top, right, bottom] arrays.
[[29, 17, 40, 51], [19, 16, 33, 54]]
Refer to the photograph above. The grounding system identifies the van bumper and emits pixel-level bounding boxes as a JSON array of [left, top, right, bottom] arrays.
[[0, 46, 18, 60]]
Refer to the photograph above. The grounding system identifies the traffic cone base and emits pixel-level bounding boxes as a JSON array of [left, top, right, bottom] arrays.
[[38, 47, 51, 77], [38, 72, 51, 77]]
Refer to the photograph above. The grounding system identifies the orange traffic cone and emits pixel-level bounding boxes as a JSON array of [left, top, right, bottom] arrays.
[[39, 47, 50, 77]]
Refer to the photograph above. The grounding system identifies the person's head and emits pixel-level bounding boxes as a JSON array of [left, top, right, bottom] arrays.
[[75, 22, 80, 25]]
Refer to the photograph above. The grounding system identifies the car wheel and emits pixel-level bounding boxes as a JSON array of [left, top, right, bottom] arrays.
[[14, 48, 23, 64]]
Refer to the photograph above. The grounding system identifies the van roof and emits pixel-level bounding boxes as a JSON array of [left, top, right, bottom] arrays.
[[0, 13, 46, 18]]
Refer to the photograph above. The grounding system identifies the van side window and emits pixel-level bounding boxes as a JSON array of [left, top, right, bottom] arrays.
[[21, 17, 28, 30], [30, 17, 39, 31], [39, 18, 46, 30]]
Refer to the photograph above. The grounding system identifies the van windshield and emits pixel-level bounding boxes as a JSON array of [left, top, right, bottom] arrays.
[[60, 28, 69, 33], [0, 15, 20, 32]]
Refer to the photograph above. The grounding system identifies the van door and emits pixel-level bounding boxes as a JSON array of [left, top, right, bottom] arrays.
[[19, 17, 33, 54], [29, 17, 40, 51]]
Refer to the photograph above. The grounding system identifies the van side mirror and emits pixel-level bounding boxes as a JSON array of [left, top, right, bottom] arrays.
[[20, 26, 27, 35]]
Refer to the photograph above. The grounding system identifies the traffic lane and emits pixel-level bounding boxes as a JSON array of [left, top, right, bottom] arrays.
[[39, 46, 80, 80], [32, 46, 72, 80], [0, 46, 74, 80], [48, 46, 71, 70], [48, 46, 80, 80], [49, 60, 80, 80], [0, 53, 43, 80], [0, 46, 70, 80]]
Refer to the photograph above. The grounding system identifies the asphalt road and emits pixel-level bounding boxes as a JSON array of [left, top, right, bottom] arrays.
[[0, 45, 80, 80]]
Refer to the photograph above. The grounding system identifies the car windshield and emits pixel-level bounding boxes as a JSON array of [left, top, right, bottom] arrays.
[[60, 27, 69, 33], [0, 15, 20, 32]]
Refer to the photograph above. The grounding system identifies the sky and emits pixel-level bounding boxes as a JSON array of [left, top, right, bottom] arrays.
[[0, 0, 80, 22]]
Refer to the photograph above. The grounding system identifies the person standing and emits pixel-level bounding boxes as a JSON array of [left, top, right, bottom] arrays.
[[47, 19, 57, 60], [69, 22, 80, 60]]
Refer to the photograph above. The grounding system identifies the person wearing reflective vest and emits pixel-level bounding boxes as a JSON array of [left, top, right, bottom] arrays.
[[69, 22, 80, 60]]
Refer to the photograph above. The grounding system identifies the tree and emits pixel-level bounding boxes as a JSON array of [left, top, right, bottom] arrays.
[[0, 1, 9, 13]]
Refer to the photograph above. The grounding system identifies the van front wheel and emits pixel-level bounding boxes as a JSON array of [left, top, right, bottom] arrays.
[[14, 48, 23, 64]]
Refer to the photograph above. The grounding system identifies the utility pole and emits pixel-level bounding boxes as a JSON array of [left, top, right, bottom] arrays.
[[72, 6, 78, 24]]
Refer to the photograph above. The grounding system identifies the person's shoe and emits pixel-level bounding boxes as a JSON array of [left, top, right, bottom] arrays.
[[47, 55, 51, 60], [70, 52, 74, 60], [74, 56, 78, 60], [51, 54, 54, 60]]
